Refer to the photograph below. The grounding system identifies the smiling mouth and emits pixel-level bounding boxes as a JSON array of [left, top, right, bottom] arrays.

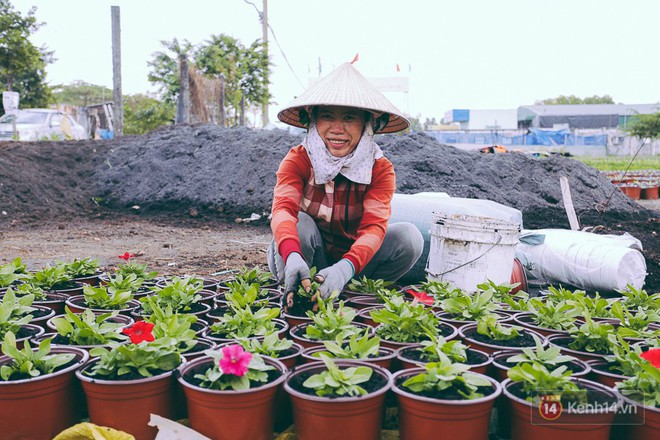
[[327, 139, 348, 147]]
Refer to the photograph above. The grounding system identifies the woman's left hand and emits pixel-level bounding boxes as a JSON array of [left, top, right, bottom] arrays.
[[315, 259, 354, 299]]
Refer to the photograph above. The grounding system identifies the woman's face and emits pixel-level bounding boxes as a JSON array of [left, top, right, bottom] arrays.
[[314, 106, 366, 157]]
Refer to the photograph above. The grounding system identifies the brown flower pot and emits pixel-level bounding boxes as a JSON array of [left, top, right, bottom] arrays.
[[46, 281, 85, 296], [28, 304, 56, 332], [587, 359, 630, 389], [7, 323, 44, 352], [34, 292, 68, 315], [615, 387, 660, 440], [346, 295, 384, 310], [289, 322, 373, 349], [203, 318, 289, 345], [71, 271, 103, 286], [64, 294, 140, 316], [458, 323, 547, 355], [178, 355, 287, 440], [301, 345, 397, 371], [436, 311, 512, 330], [546, 334, 610, 363], [490, 350, 591, 439], [396, 345, 492, 374], [76, 360, 182, 440], [501, 377, 620, 440], [641, 186, 659, 200], [622, 185, 642, 200], [374, 322, 459, 351], [0, 346, 89, 439], [281, 311, 313, 330], [391, 368, 501, 440], [512, 312, 578, 338], [284, 360, 392, 440], [509, 257, 528, 295], [45, 311, 134, 332]]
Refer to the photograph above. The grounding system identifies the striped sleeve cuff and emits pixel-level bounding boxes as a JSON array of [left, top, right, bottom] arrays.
[[279, 238, 302, 264]]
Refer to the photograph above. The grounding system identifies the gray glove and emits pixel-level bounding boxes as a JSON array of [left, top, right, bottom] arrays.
[[284, 252, 310, 294], [316, 259, 355, 299]]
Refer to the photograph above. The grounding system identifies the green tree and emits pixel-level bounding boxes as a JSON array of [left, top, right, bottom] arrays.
[[535, 95, 615, 105], [147, 38, 193, 105], [123, 94, 175, 135], [624, 112, 660, 140], [407, 115, 423, 132], [52, 81, 112, 107], [0, 0, 53, 110], [147, 34, 270, 126]]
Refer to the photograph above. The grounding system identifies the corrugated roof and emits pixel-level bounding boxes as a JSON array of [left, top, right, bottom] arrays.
[[519, 103, 659, 116]]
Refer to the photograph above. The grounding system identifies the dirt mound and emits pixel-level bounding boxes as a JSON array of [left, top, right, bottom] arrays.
[[0, 123, 657, 290]]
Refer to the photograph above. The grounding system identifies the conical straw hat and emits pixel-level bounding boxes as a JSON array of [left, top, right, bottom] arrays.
[[277, 63, 409, 134]]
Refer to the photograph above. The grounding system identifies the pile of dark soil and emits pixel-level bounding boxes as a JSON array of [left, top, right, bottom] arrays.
[[0, 123, 657, 289]]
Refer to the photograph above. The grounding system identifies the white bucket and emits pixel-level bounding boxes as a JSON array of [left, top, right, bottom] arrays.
[[427, 213, 521, 292]]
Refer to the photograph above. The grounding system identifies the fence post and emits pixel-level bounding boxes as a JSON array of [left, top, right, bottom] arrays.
[[177, 55, 190, 124]]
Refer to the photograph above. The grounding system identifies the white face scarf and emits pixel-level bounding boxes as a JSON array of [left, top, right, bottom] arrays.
[[302, 115, 384, 185]]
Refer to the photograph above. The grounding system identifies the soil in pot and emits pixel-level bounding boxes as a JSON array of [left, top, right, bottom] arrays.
[[547, 335, 611, 363], [459, 324, 542, 355], [397, 346, 491, 374]]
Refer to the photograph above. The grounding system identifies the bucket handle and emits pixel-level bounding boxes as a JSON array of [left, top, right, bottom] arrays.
[[425, 234, 503, 279]]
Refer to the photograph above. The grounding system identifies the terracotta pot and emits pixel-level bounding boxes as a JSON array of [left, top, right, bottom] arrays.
[[132, 299, 211, 321], [179, 337, 217, 363], [0, 346, 89, 439], [396, 345, 492, 374], [346, 295, 384, 310], [76, 360, 182, 440], [203, 318, 289, 345], [64, 294, 140, 316], [622, 185, 642, 199], [289, 322, 372, 349], [641, 186, 659, 200], [213, 288, 282, 308], [509, 257, 528, 295], [356, 305, 382, 327], [587, 359, 630, 389], [502, 377, 620, 440], [7, 323, 44, 352], [45, 281, 85, 296], [71, 271, 103, 286], [490, 350, 591, 383], [546, 334, 610, 363], [34, 292, 68, 315], [155, 277, 219, 292], [491, 351, 591, 439], [178, 355, 287, 440], [436, 311, 512, 330], [614, 386, 660, 440], [217, 277, 279, 292], [28, 304, 56, 332], [284, 360, 392, 440], [391, 368, 501, 440], [458, 323, 547, 355], [374, 322, 459, 351], [281, 311, 313, 329], [512, 312, 577, 338], [46, 310, 134, 332], [301, 345, 397, 371]]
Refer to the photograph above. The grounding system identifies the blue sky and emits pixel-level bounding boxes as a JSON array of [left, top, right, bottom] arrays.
[[10, 0, 660, 122]]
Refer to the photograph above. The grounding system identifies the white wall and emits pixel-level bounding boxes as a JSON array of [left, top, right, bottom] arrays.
[[467, 109, 518, 130]]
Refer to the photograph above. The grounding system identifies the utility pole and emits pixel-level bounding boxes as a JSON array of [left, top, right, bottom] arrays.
[[261, 0, 269, 127], [111, 6, 123, 136]]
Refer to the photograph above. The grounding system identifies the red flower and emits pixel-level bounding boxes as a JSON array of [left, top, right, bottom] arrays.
[[219, 345, 252, 377], [118, 252, 136, 261], [122, 321, 155, 344], [406, 289, 435, 305], [640, 348, 660, 368]]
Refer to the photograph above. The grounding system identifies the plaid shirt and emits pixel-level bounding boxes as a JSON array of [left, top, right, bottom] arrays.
[[271, 145, 395, 274]]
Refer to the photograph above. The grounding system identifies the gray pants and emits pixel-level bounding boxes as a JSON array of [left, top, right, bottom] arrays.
[[268, 212, 424, 284]]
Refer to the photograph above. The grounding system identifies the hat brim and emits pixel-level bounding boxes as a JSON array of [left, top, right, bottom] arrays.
[[277, 63, 410, 134]]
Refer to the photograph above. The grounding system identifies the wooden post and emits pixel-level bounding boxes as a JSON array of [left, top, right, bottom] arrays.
[[218, 75, 225, 127], [261, 0, 269, 126], [177, 55, 190, 124], [240, 94, 245, 126], [111, 6, 123, 136]]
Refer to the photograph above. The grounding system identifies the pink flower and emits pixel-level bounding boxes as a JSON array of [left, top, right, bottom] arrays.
[[122, 321, 155, 344], [219, 345, 252, 377], [406, 289, 434, 305], [118, 252, 136, 261], [640, 348, 660, 368]]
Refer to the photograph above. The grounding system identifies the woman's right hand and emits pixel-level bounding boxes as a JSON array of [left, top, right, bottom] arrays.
[[283, 252, 311, 312]]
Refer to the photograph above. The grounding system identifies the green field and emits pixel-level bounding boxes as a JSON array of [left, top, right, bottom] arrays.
[[572, 155, 660, 171]]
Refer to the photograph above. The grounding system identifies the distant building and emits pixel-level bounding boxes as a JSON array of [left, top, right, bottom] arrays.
[[443, 109, 518, 130], [518, 103, 659, 130]]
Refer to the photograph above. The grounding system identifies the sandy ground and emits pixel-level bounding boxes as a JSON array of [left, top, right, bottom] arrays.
[[0, 216, 273, 280]]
